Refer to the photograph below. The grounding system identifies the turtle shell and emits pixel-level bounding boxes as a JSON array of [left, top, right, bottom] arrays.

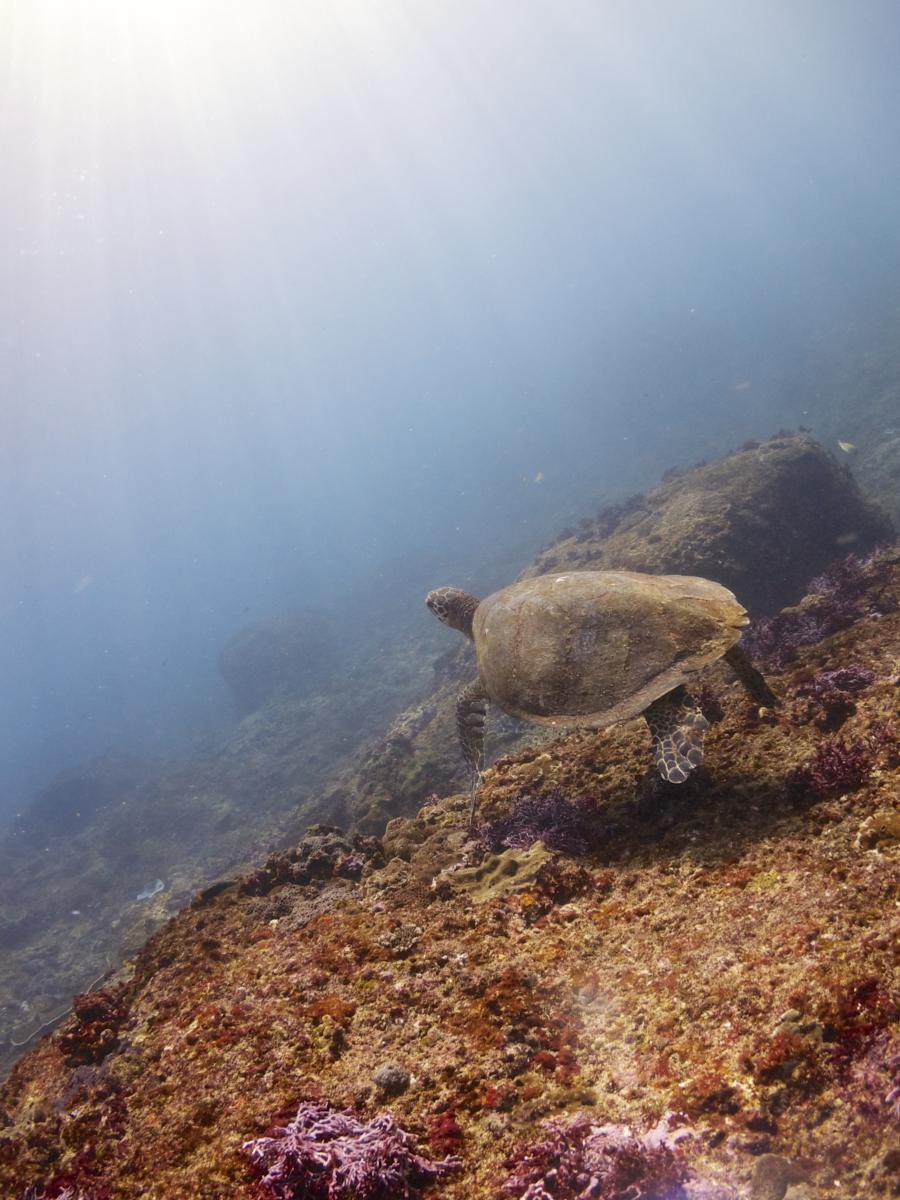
[[472, 570, 747, 727]]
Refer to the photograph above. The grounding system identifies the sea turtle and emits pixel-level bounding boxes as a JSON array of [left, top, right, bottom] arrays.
[[426, 570, 777, 821]]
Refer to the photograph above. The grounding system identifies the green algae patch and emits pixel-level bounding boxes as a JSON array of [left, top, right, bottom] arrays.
[[746, 869, 781, 892]]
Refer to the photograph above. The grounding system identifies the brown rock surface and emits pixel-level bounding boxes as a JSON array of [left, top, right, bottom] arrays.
[[1, 550, 897, 1200], [525, 434, 892, 615]]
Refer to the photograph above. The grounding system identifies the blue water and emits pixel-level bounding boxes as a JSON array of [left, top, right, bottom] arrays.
[[2, 0, 900, 817]]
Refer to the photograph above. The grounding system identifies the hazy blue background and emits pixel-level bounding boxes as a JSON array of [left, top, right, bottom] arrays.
[[2, 0, 899, 817]]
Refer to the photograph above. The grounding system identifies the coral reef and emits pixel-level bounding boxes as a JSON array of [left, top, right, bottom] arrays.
[[1, 436, 889, 1085], [0, 550, 897, 1199], [316, 436, 894, 838], [798, 667, 876, 699], [477, 790, 594, 857], [0, 617, 433, 1080], [786, 731, 890, 800], [20, 1188, 96, 1200]]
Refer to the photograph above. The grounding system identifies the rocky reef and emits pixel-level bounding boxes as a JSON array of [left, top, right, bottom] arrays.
[[1, 435, 892, 1087], [0, 547, 897, 1199], [0, 621, 433, 1082]]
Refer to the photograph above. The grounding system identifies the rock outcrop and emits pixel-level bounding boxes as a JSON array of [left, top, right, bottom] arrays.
[[526, 434, 892, 615]]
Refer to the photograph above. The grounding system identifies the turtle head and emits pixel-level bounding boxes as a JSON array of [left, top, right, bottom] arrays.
[[425, 587, 480, 640]]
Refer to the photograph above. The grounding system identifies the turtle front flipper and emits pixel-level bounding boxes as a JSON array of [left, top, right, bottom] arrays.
[[457, 678, 488, 829], [724, 644, 779, 708], [457, 678, 488, 772], [643, 685, 709, 784]]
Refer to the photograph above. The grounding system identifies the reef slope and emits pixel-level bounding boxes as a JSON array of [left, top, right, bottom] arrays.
[[1, 552, 897, 1200]]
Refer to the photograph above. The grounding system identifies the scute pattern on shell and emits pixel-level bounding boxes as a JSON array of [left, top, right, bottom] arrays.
[[472, 570, 747, 727]]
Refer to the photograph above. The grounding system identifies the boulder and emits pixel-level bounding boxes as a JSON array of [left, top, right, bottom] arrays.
[[527, 433, 893, 615]]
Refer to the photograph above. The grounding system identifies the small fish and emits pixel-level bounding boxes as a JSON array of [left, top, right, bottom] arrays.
[[73, 575, 93, 594], [733, 379, 752, 391], [837, 440, 856, 453], [534, 471, 544, 483]]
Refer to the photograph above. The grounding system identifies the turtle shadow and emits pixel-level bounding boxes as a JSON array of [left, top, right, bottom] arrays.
[[581, 765, 823, 868]]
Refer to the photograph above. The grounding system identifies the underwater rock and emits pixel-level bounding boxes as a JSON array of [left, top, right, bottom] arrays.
[[0, 437, 890, 1093], [525, 434, 893, 615], [218, 609, 340, 712], [372, 1061, 411, 1096], [317, 693, 475, 836], [750, 1154, 809, 1200]]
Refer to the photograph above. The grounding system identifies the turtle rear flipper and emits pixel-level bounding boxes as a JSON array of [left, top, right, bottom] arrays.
[[643, 686, 709, 784], [724, 644, 779, 707]]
